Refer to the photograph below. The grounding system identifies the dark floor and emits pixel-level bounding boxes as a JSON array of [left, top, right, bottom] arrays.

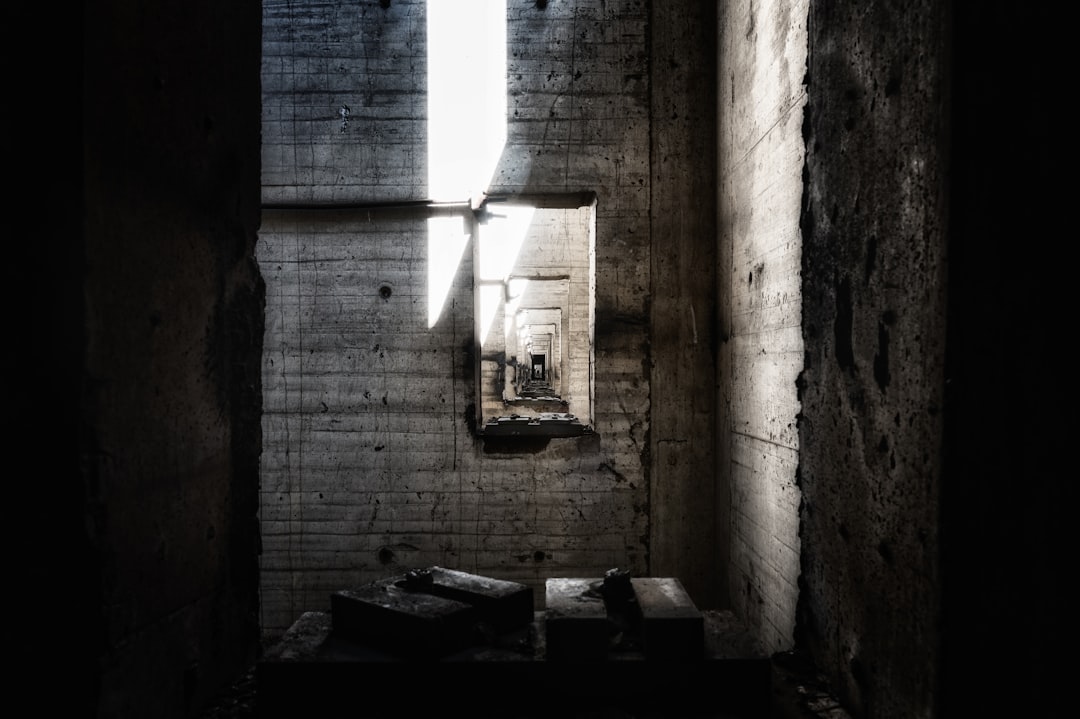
[[198, 637, 849, 719]]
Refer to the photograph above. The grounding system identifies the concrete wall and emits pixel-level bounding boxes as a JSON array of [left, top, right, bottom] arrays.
[[58, 1, 1067, 717], [717, 0, 808, 655], [648, 0, 721, 610], [797, 2, 947, 717], [258, 0, 720, 636], [71, 2, 265, 717]]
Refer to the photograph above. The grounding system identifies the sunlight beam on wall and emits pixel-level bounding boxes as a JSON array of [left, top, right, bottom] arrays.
[[427, 0, 508, 327], [427, 215, 471, 328], [477, 204, 534, 345]]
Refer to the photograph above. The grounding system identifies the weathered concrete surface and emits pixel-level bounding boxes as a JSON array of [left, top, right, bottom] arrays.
[[258, 0, 719, 636], [330, 578, 479, 659], [797, 2, 947, 717], [425, 566, 535, 632], [59, 1, 1067, 718], [717, 0, 808, 655], [631, 577, 705, 661], [78, 1, 265, 716], [544, 577, 613, 662], [648, 0, 720, 610]]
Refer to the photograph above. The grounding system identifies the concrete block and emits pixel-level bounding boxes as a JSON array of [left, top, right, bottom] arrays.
[[631, 577, 704, 661], [330, 577, 479, 659], [425, 566, 535, 633], [544, 577, 613, 662]]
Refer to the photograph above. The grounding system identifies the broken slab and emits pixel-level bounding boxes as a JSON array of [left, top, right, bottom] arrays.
[[330, 577, 479, 659], [261, 611, 333, 663], [423, 566, 535, 633], [544, 577, 614, 661], [631, 577, 704, 661]]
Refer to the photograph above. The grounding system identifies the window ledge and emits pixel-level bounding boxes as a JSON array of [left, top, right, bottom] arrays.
[[481, 413, 592, 438]]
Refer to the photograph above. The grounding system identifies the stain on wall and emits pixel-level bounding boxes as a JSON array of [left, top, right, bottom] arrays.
[[797, 1, 947, 716]]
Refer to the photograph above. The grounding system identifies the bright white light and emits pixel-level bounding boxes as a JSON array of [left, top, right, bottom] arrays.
[[477, 204, 534, 344], [427, 0, 507, 327], [427, 0, 507, 202], [506, 276, 530, 322], [428, 215, 470, 327], [478, 283, 504, 348], [478, 205, 533, 280]]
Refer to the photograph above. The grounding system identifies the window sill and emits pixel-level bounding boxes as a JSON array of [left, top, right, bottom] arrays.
[[481, 413, 592, 438]]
